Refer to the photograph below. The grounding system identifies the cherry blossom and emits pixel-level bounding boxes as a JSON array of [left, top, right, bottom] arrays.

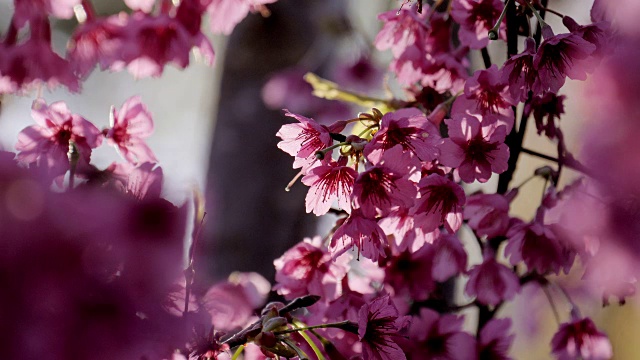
[[106, 96, 157, 164], [16, 99, 102, 178], [551, 317, 612, 360], [465, 252, 520, 306], [412, 174, 466, 233], [301, 157, 357, 216], [477, 318, 515, 360], [439, 113, 509, 183], [206, 0, 277, 35], [451, 0, 506, 49], [404, 308, 477, 359], [277, 110, 333, 171], [358, 295, 410, 360], [330, 209, 389, 262]]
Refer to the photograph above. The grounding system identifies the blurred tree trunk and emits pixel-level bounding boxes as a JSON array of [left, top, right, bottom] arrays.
[[200, 0, 344, 285]]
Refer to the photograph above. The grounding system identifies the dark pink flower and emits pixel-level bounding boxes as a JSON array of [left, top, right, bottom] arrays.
[[301, 158, 357, 215], [526, 93, 565, 140], [478, 318, 515, 360], [562, 16, 611, 68], [16, 99, 102, 178], [365, 108, 441, 165], [352, 146, 417, 218], [125, 0, 156, 12], [551, 317, 612, 360], [412, 174, 466, 233], [451, 0, 506, 49], [505, 220, 576, 275], [330, 209, 389, 262], [465, 252, 520, 306], [404, 308, 477, 360], [421, 50, 470, 94], [501, 37, 538, 102], [439, 113, 509, 183], [333, 56, 383, 92], [206, 0, 276, 35], [273, 236, 350, 301], [384, 245, 436, 300], [358, 295, 410, 360], [122, 12, 215, 78], [277, 110, 333, 171], [106, 95, 157, 164], [532, 26, 596, 94], [430, 233, 468, 282], [464, 192, 512, 238], [453, 64, 516, 131]]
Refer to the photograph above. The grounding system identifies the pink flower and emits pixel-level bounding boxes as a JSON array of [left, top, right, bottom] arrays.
[[412, 174, 466, 233], [421, 50, 470, 94], [384, 245, 436, 300], [358, 295, 410, 360], [352, 146, 417, 218], [330, 209, 389, 262], [551, 317, 612, 360], [451, 0, 506, 49], [201, 272, 270, 332], [67, 15, 128, 78], [301, 158, 357, 216], [277, 110, 333, 171], [452, 65, 516, 131], [122, 12, 215, 78], [430, 233, 468, 282], [501, 37, 538, 102], [405, 308, 476, 360], [364, 108, 441, 165], [16, 99, 102, 177], [464, 192, 512, 238], [106, 96, 157, 164], [439, 113, 509, 183], [12, 0, 80, 27], [532, 26, 596, 94], [0, 21, 79, 94], [273, 236, 350, 301], [478, 318, 515, 360], [379, 207, 438, 253], [206, 0, 277, 35], [505, 220, 576, 275], [375, 9, 430, 58], [112, 161, 163, 200], [465, 252, 520, 306], [333, 56, 382, 92]]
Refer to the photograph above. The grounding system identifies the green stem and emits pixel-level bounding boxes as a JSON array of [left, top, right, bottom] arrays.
[[525, 0, 548, 28], [230, 345, 245, 360], [488, 0, 511, 40], [297, 328, 326, 360], [274, 321, 353, 335]]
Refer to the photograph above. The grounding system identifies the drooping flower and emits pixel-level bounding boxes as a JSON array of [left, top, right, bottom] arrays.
[[364, 108, 441, 166], [125, 0, 156, 12], [478, 318, 515, 360], [301, 157, 357, 216], [16, 99, 102, 178], [384, 244, 436, 301], [404, 308, 477, 360], [277, 110, 333, 171], [273, 236, 350, 301], [501, 37, 538, 102], [375, 8, 430, 58], [532, 26, 596, 95], [352, 146, 417, 218], [358, 295, 410, 360], [451, 0, 506, 49], [551, 317, 613, 360], [379, 207, 439, 253], [505, 219, 576, 275], [330, 209, 389, 262], [12, 0, 80, 27], [111, 161, 163, 200], [526, 93, 566, 140], [464, 192, 512, 238], [430, 233, 468, 282], [438, 113, 509, 183], [465, 251, 520, 306], [412, 174, 466, 233], [0, 19, 79, 94], [106, 96, 157, 164]]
